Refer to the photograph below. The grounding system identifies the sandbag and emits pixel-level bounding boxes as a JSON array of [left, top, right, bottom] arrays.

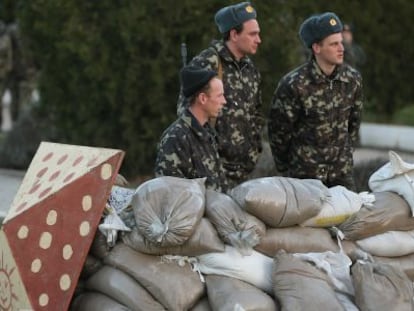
[[293, 250, 354, 297], [352, 260, 414, 311], [205, 275, 278, 311], [195, 245, 273, 294], [189, 297, 212, 311], [80, 254, 103, 279], [132, 176, 205, 246], [368, 151, 414, 215], [301, 185, 374, 227], [255, 226, 338, 257], [356, 229, 414, 257], [205, 189, 266, 255], [273, 251, 344, 311], [338, 191, 414, 240], [69, 292, 130, 311], [104, 243, 205, 311], [230, 177, 328, 227], [86, 265, 165, 311], [374, 253, 414, 281], [122, 217, 224, 256]]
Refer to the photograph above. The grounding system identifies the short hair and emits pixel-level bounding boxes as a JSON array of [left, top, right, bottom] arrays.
[[223, 24, 244, 41], [189, 78, 214, 105]]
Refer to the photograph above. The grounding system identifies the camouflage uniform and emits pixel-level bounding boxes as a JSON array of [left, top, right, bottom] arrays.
[[155, 108, 228, 193], [268, 58, 363, 190], [177, 40, 264, 188]]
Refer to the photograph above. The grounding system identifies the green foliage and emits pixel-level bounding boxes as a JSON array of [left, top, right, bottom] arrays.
[[392, 105, 414, 126], [12, 0, 414, 177]]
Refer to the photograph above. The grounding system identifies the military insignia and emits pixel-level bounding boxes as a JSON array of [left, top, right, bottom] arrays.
[[330, 18, 337, 26], [245, 5, 254, 13]]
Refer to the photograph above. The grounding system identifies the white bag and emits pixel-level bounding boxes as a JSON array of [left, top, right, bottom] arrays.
[[301, 185, 375, 227], [369, 151, 414, 215]]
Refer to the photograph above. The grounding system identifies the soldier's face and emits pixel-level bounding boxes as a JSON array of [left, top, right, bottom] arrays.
[[315, 33, 344, 65], [205, 78, 226, 118], [234, 19, 261, 56]]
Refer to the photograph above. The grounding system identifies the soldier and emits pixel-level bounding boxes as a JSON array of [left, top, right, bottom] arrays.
[[177, 2, 264, 189], [342, 23, 366, 71], [0, 20, 13, 130], [268, 12, 364, 190], [155, 65, 228, 192]]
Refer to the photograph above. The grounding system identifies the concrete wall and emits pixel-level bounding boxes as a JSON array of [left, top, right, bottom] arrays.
[[360, 122, 414, 152]]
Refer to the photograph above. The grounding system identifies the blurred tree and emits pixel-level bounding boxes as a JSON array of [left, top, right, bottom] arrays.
[[8, 0, 414, 177]]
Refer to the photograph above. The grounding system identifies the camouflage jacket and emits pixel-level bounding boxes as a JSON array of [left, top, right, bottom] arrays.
[[154, 108, 228, 193], [268, 58, 363, 187], [177, 40, 264, 186]]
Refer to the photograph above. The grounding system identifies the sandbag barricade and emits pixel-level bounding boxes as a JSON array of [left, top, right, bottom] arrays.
[[71, 160, 414, 309]]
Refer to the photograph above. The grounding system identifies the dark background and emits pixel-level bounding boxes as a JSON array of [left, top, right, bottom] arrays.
[[1, 0, 413, 179]]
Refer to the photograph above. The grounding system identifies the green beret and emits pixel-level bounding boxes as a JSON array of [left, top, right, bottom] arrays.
[[299, 12, 343, 48], [214, 2, 257, 34], [180, 65, 217, 98]]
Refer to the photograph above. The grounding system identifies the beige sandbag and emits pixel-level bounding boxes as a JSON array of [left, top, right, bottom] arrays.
[[86, 265, 165, 311], [206, 275, 279, 311], [338, 191, 414, 240], [205, 189, 266, 255], [80, 254, 103, 279], [104, 243, 205, 311], [356, 229, 414, 257], [273, 251, 344, 311], [374, 253, 414, 281], [132, 176, 205, 246], [255, 226, 339, 257], [352, 260, 414, 311], [189, 297, 211, 311], [69, 292, 130, 311], [230, 177, 328, 228], [122, 217, 224, 256], [301, 185, 374, 227]]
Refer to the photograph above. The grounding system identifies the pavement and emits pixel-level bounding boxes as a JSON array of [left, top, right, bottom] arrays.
[[1, 147, 414, 223]]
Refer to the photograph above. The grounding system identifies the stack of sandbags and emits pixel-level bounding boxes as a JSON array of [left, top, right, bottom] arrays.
[[71, 162, 414, 310], [71, 176, 277, 310], [337, 151, 414, 281]]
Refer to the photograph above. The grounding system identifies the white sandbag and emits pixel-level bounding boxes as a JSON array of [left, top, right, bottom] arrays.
[[356, 229, 414, 257], [301, 185, 375, 227], [368, 151, 414, 215], [132, 176, 205, 246], [352, 260, 414, 311], [205, 275, 278, 311], [205, 189, 266, 255], [230, 177, 328, 228], [194, 245, 273, 294], [273, 251, 344, 311]]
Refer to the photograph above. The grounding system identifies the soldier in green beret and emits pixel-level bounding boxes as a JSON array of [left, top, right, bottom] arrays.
[[177, 2, 264, 189], [155, 65, 229, 193], [268, 12, 364, 190]]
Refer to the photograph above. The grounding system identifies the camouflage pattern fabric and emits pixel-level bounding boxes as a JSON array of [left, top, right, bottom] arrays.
[[177, 40, 264, 188], [154, 109, 229, 193], [268, 58, 363, 190]]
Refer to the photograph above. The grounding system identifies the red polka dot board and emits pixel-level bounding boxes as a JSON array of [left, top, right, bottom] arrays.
[[0, 141, 124, 310]]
